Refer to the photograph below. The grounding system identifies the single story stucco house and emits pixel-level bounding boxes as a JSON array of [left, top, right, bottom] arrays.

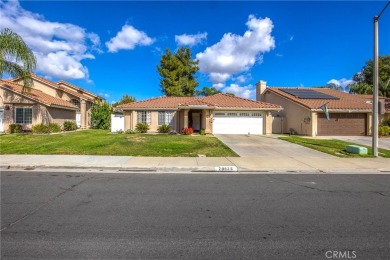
[[256, 80, 379, 136], [116, 93, 282, 135]]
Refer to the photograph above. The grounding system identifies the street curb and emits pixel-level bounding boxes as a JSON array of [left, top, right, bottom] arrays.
[[1, 165, 389, 174]]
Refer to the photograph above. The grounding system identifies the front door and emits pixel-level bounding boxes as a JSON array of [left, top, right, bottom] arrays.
[[76, 111, 81, 127], [0, 108, 4, 132], [192, 113, 201, 131]]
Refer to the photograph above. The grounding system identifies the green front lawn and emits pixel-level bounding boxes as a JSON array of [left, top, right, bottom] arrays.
[[279, 136, 390, 158], [0, 130, 238, 157]]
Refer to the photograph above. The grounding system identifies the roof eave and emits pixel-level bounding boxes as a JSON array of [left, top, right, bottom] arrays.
[[49, 104, 78, 111]]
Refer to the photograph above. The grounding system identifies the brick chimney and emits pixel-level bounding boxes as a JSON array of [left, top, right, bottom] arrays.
[[256, 80, 267, 101]]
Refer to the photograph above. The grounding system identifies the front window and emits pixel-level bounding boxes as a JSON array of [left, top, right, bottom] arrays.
[[15, 107, 32, 124], [69, 99, 80, 108], [158, 111, 174, 126], [137, 111, 151, 125]]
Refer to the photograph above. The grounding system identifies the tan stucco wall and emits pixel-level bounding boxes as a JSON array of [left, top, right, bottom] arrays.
[[263, 91, 312, 135], [58, 82, 97, 101], [264, 111, 272, 135], [47, 107, 76, 126], [123, 110, 178, 132]]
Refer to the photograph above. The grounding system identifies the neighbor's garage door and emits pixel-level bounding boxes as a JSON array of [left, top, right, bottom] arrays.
[[317, 113, 367, 136], [213, 112, 263, 135]]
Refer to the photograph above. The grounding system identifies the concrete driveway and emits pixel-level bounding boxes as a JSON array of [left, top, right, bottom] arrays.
[[215, 134, 334, 158], [315, 136, 390, 149]]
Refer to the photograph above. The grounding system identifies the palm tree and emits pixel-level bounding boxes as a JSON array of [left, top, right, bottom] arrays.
[[0, 28, 36, 92]]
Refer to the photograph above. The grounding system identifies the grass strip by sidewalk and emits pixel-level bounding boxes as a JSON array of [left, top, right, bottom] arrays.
[[279, 136, 390, 158], [0, 130, 238, 157]]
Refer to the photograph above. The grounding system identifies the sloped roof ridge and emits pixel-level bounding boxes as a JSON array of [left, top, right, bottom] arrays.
[[0, 80, 78, 109], [180, 97, 215, 106], [207, 92, 280, 106], [57, 80, 101, 98]]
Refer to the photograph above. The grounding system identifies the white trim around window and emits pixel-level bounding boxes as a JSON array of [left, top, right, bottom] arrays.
[[15, 107, 33, 124], [158, 111, 174, 126], [137, 111, 151, 125]]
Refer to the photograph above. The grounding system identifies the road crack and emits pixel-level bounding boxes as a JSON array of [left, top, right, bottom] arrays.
[[0, 173, 98, 232], [265, 174, 390, 198]]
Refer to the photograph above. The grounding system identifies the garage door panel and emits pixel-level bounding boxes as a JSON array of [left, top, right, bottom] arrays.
[[213, 114, 263, 135], [318, 113, 366, 136]]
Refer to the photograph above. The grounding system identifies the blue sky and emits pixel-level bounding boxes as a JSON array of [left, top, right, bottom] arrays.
[[1, 1, 389, 103]]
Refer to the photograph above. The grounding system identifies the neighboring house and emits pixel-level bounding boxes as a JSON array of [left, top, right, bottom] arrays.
[[256, 81, 374, 136], [116, 93, 282, 135], [357, 95, 390, 123], [0, 74, 102, 132], [0, 80, 78, 132]]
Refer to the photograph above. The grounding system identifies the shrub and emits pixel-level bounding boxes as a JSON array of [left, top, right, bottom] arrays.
[[157, 124, 171, 133], [135, 122, 150, 133], [91, 101, 112, 130], [9, 124, 23, 133], [200, 129, 206, 135], [32, 124, 50, 134], [116, 130, 124, 134], [169, 130, 178, 135], [48, 123, 61, 133], [63, 121, 77, 131], [379, 126, 390, 136], [181, 127, 193, 135], [125, 129, 137, 134], [381, 119, 390, 127]]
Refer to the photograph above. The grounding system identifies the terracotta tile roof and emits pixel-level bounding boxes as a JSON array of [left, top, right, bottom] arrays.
[[117, 96, 195, 109], [357, 94, 390, 111], [57, 85, 94, 101], [0, 81, 78, 110], [57, 80, 102, 100], [202, 93, 281, 109], [266, 88, 373, 110], [12, 74, 96, 101], [118, 93, 281, 110], [179, 99, 216, 106]]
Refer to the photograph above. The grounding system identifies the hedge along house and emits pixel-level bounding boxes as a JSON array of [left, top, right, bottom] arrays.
[[116, 93, 282, 135], [256, 80, 374, 136], [0, 80, 78, 132], [11, 74, 103, 129]]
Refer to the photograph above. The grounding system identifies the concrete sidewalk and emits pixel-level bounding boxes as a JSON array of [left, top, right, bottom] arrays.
[[1, 155, 389, 173]]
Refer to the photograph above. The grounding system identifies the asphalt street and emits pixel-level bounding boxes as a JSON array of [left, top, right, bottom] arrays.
[[1, 170, 390, 259]]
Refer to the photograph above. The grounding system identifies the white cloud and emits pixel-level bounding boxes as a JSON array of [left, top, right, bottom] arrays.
[[0, 0, 101, 80], [175, 32, 207, 47], [105, 24, 155, 53], [327, 78, 355, 88], [289, 35, 294, 41], [196, 15, 275, 84], [233, 74, 251, 84], [213, 83, 256, 99]]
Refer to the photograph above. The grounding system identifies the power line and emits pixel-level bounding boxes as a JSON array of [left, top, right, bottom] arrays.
[[378, 1, 390, 19]]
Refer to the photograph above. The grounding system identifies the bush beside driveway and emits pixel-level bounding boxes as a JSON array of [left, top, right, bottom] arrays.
[[0, 130, 237, 157]]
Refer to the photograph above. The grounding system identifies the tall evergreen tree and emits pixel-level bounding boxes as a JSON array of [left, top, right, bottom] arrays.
[[0, 28, 36, 92], [157, 47, 199, 96]]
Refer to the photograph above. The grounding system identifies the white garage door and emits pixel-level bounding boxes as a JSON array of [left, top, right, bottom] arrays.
[[213, 112, 263, 135]]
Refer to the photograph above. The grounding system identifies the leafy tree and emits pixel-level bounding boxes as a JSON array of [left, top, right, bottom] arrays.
[[195, 86, 221, 96], [113, 94, 136, 107], [0, 28, 36, 92], [157, 47, 199, 96], [225, 93, 236, 97], [349, 55, 390, 97], [91, 101, 112, 130]]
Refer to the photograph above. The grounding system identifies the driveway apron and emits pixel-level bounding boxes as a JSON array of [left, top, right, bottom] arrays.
[[215, 134, 334, 159]]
